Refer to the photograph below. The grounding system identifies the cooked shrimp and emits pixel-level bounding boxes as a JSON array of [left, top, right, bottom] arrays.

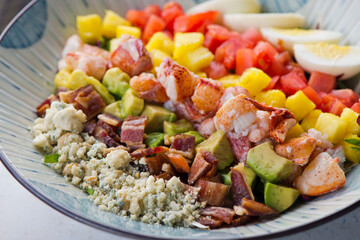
[[130, 73, 169, 103], [275, 136, 317, 166], [61, 34, 84, 58], [295, 152, 346, 196], [248, 110, 270, 143], [217, 86, 250, 110], [191, 78, 223, 114], [156, 57, 199, 102], [174, 99, 208, 124], [197, 117, 216, 138], [214, 94, 257, 134]]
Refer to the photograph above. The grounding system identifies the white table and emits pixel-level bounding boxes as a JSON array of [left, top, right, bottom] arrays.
[[0, 163, 359, 240]]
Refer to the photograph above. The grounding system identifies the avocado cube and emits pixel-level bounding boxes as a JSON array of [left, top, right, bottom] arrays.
[[103, 101, 122, 119], [196, 130, 234, 170], [264, 182, 300, 212], [144, 132, 165, 147], [246, 141, 293, 183], [183, 131, 205, 145], [102, 68, 130, 98], [163, 119, 194, 136], [141, 105, 176, 133], [121, 89, 144, 118], [221, 167, 257, 189]]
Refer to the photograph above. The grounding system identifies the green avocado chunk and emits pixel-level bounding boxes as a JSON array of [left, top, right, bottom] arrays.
[[264, 182, 300, 212], [141, 105, 176, 133], [121, 89, 144, 118], [103, 101, 122, 119], [102, 67, 130, 98], [163, 119, 194, 136], [183, 131, 205, 145], [195, 130, 234, 170], [221, 167, 257, 189], [145, 132, 165, 147], [246, 141, 293, 183]]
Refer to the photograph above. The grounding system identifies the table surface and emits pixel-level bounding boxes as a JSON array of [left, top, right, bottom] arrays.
[[0, 1, 359, 239]]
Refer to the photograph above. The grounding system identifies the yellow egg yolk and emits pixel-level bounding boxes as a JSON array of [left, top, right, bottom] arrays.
[[305, 42, 350, 59]]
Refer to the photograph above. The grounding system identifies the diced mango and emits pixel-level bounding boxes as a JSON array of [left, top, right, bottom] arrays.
[[116, 25, 141, 39], [195, 72, 207, 78], [177, 47, 214, 72], [146, 32, 174, 56], [238, 68, 272, 96], [301, 109, 322, 132], [54, 69, 71, 89], [173, 32, 204, 59], [286, 123, 305, 140], [150, 49, 171, 68], [255, 90, 286, 108], [342, 134, 360, 164], [76, 14, 102, 44], [218, 74, 241, 88], [109, 38, 122, 53], [340, 108, 360, 135], [285, 91, 315, 121], [102, 10, 130, 39], [315, 112, 347, 144]]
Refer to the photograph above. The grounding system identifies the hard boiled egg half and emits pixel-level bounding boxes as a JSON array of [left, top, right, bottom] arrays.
[[261, 28, 343, 54], [294, 42, 360, 80]]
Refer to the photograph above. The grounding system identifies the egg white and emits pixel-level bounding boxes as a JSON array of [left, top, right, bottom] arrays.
[[294, 43, 360, 80], [261, 28, 343, 54]]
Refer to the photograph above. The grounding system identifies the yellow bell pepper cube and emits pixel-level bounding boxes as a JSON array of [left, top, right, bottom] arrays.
[[195, 72, 207, 78], [177, 47, 214, 72], [102, 10, 130, 39], [116, 25, 141, 39], [54, 69, 71, 89], [76, 14, 102, 44], [238, 68, 271, 96], [109, 38, 122, 53], [342, 134, 360, 164], [285, 90, 315, 121], [146, 32, 174, 56], [300, 109, 322, 132], [255, 90, 286, 108], [173, 32, 204, 59], [314, 112, 347, 144], [286, 123, 305, 141], [150, 49, 171, 68], [218, 75, 241, 88], [340, 108, 360, 135]]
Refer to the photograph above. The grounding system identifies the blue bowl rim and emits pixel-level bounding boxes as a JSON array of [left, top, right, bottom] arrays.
[[0, 0, 359, 239]]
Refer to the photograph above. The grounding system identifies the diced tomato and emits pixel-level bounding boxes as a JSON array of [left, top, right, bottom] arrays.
[[308, 71, 336, 93], [126, 10, 149, 29], [328, 98, 347, 116], [235, 48, 256, 75], [253, 41, 278, 71], [318, 93, 334, 113], [330, 89, 360, 108], [144, 5, 162, 16], [240, 28, 263, 45], [280, 71, 307, 96], [215, 38, 253, 70], [204, 24, 240, 53], [302, 86, 322, 107], [142, 15, 166, 43], [265, 51, 292, 77], [173, 11, 218, 33], [202, 61, 228, 79], [351, 100, 360, 114], [264, 76, 280, 91], [161, 1, 184, 32], [289, 65, 307, 84]]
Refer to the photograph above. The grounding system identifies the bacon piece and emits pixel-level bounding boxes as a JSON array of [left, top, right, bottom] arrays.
[[226, 132, 251, 163], [83, 121, 97, 135], [188, 151, 214, 185], [36, 95, 59, 117], [170, 134, 195, 159], [110, 35, 153, 77], [120, 116, 148, 147], [130, 73, 169, 103], [231, 215, 251, 227], [166, 152, 191, 173], [154, 172, 173, 181], [93, 125, 119, 147], [231, 169, 254, 205], [191, 78, 224, 114], [97, 120, 121, 143], [156, 57, 199, 102], [196, 179, 230, 206], [200, 207, 235, 224], [59, 85, 106, 119], [130, 146, 169, 159], [196, 216, 223, 229], [197, 117, 216, 139], [97, 113, 123, 127], [241, 198, 279, 218], [161, 163, 175, 176], [145, 157, 163, 175]]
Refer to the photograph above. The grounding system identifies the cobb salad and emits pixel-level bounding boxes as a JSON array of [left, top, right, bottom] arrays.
[[31, 0, 360, 229]]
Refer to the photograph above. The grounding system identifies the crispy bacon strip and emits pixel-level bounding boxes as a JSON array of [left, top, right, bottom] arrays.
[[196, 179, 229, 206], [241, 198, 279, 218], [196, 216, 223, 229], [188, 151, 213, 185], [231, 215, 251, 227], [120, 116, 148, 147], [130, 146, 169, 159], [36, 95, 59, 117], [93, 125, 119, 147], [231, 169, 254, 205], [200, 207, 235, 224], [59, 85, 106, 119], [226, 132, 251, 163], [97, 120, 121, 143], [170, 134, 195, 159], [97, 113, 123, 127]]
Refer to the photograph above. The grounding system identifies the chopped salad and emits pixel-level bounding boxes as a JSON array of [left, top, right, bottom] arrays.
[[31, 0, 360, 229]]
